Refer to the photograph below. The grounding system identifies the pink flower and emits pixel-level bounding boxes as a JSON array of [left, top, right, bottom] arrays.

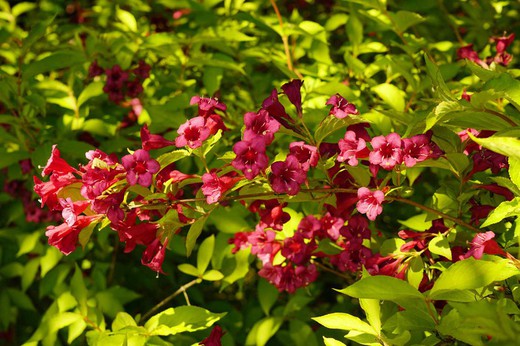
[[59, 198, 89, 226], [288, 142, 319, 171], [141, 238, 169, 274], [41, 145, 78, 177], [140, 123, 175, 150], [111, 212, 159, 252], [175, 116, 211, 149], [243, 109, 280, 144], [369, 133, 402, 170], [465, 231, 505, 259], [269, 156, 307, 195], [121, 149, 160, 187], [356, 187, 385, 221], [326, 94, 359, 119], [248, 228, 280, 265], [337, 130, 369, 166], [190, 96, 227, 117], [201, 172, 238, 204], [232, 137, 269, 179], [401, 134, 431, 167]]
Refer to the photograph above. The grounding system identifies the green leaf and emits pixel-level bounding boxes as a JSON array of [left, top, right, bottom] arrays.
[[258, 278, 279, 316], [406, 256, 425, 289], [313, 312, 375, 334], [398, 213, 432, 231], [315, 115, 362, 144], [24, 51, 85, 79], [178, 263, 200, 277], [16, 231, 40, 257], [145, 306, 225, 336], [428, 234, 452, 260], [481, 197, 520, 227], [71, 265, 88, 315], [429, 258, 520, 299], [77, 82, 104, 108], [468, 129, 520, 161], [112, 312, 137, 331], [116, 7, 137, 32], [323, 337, 347, 346], [156, 149, 190, 168], [483, 72, 520, 112], [336, 275, 425, 309], [245, 316, 283, 346], [202, 270, 224, 281], [510, 157, 520, 191], [372, 83, 405, 112], [23, 14, 55, 49], [197, 235, 215, 274], [186, 216, 208, 257], [424, 55, 455, 102], [388, 11, 425, 33], [360, 298, 381, 332], [40, 246, 63, 278]]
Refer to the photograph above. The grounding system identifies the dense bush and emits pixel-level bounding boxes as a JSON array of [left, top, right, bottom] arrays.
[[1, 0, 520, 345]]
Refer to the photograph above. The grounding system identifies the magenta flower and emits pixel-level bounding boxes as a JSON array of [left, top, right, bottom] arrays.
[[121, 149, 160, 187], [288, 141, 318, 171], [369, 133, 403, 170], [401, 134, 431, 167], [281, 79, 303, 115], [261, 88, 293, 130], [231, 137, 269, 179], [201, 172, 238, 204], [269, 156, 307, 195], [190, 96, 227, 117], [326, 94, 359, 119], [457, 44, 481, 62], [337, 130, 369, 166], [493, 33, 515, 54], [140, 123, 175, 150], [175, 116, 211, 149], [356, 187, 385, 221], [281, 233, 316, 266], [243, 109, 280, 144]]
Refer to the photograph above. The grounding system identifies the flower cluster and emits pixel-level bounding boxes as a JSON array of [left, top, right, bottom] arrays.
[[34, 78, 510, 296], [89, 60, 151, 104], [457, 33, 515, 67]]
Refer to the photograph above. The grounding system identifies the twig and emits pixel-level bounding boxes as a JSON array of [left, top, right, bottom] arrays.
[[140, 278, 201, 323]]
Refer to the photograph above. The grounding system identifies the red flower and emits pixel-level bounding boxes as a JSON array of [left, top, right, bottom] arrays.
[[46, 215, 100, 255], [141, 238, 169, 274], [199, 325, 225, 346], [140, 123, 175, 150], [41, 145, 78, 177], [288, 141, 319, 171], [281, 79, 304, 115]]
